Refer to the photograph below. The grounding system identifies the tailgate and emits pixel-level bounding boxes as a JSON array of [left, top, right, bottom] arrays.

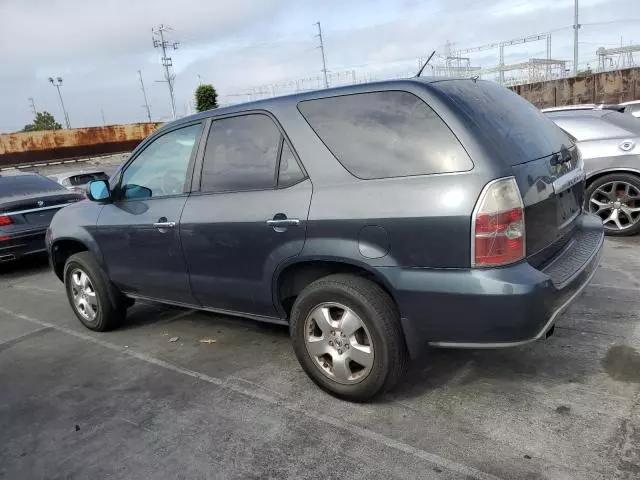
[[432, 80, 584, 265], [512, 147, 585, 265]]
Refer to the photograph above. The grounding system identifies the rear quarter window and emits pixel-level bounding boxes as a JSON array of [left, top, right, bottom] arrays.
[[297, 90, 473, 179]]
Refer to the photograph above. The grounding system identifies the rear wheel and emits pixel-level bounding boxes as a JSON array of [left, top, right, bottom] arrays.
[[64, 252, 127, 331], [586, 173, 640, 236], [289, 274, 408, 402]]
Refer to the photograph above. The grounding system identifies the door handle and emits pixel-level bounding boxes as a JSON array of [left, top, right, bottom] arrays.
[[266, 219, 300, 227], [153, 221, 176, 229]]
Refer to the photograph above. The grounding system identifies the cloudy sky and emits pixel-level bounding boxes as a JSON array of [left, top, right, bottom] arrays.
[[0, 0, 638, 132]]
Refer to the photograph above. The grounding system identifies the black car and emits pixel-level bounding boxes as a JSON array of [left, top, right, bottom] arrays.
[[0, 172, 82, 263], [47, 78, 604, 401]]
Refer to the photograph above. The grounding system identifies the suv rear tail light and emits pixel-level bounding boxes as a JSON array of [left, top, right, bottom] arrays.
[[0, 215, 13, 226], [472, 177, 525, 268]]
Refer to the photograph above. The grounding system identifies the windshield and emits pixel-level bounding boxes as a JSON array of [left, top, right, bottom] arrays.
[[434, 79, 573, 164], [0, 175, 66, 197]]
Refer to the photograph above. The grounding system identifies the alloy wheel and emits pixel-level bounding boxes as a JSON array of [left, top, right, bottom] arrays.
[[588, 180, 640, 232], [70, 268, 99, 321], [304, 302, 374, 385]]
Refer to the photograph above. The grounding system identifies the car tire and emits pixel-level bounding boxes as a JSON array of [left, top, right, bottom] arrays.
[[63, 252, 127, 331], [290, 274, 408, 402], [586, 173, 640, 236]]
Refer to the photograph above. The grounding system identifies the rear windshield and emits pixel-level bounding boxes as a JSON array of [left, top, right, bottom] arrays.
[[602, 111, 640, 135], [0, 175, 65, 197], [434, 80, 572, 164], [69, 172, 108, 186], [548, 112, 640, 141]]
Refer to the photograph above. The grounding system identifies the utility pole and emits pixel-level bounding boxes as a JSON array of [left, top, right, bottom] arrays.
[[152, 24, 179, 120], [100, 109, 106, 126], [48, 77, 71, 128], [573, 0, 580, 76], [197, 74, 203, 86], [498, 43, 505, 84], [315, 22, 329, 89], [28, 97, 37, 116], [137, 70, 153, 122]]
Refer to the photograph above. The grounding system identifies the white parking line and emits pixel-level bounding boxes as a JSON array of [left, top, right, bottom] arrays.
[[0, 305, 503, 480]]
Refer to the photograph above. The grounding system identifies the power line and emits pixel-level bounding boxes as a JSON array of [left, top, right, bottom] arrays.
[[315, 22, 329, 89], [137, 70, 152, 122], [152, 24, 179, 120]]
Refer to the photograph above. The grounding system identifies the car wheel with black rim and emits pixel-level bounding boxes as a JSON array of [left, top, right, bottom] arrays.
[[64, 252, 127, 331], [289, 274, 408, 402], [586, 173, 640, 236]]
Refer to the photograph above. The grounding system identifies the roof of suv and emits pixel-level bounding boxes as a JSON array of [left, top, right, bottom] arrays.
[[544, 109, 613, 119], [165, 77, 467, 130], [541, 104, 626, 113]]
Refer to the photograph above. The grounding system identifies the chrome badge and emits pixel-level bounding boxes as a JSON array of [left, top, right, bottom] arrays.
[[37, 200, 45, 207]]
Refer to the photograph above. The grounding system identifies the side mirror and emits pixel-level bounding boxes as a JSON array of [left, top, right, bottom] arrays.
[[87, 179, 111, 202]]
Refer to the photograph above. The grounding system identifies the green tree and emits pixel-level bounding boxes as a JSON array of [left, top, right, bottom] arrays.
[[23, 111, 62, 131], [195, 84, 218, 112]]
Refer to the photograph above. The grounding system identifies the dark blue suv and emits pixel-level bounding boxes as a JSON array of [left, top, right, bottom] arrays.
[[47, 78, 604, 401]]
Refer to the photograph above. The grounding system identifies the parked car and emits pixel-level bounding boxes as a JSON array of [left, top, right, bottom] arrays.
[[544, 109, 640, 235], [0, 172, 82, 263], [47, 79, 603, 401], [48, 170, 109, 195], [619, 100, 640, 118]]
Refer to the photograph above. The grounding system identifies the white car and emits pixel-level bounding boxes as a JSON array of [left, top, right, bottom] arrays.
[[619, 100, 640, 118]]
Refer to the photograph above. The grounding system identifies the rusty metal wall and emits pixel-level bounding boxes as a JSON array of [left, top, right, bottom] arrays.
[[0, 122, 163, 167], [510, 67, 640, 108]]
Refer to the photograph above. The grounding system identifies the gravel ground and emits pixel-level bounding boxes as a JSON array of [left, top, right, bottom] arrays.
[[0, 237, 639, 480]]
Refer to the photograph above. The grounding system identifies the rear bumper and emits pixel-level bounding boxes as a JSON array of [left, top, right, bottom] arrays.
[[0, 228, 48, 262], [378, 213, 604, 354]]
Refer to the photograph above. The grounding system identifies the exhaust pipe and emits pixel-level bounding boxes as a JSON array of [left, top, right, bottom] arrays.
[[0, 254, 16, 263]]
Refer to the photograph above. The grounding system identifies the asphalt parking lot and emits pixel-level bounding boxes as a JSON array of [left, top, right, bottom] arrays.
[[1, 238, 639, 480]]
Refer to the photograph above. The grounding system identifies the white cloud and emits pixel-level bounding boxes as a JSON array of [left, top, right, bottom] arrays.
[[0, 0, 638, 132]]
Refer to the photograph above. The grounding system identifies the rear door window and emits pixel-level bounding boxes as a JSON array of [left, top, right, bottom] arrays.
[[298, 90, 472, 179], [277, 141, 305, 187], [200, 114, 281, 192]]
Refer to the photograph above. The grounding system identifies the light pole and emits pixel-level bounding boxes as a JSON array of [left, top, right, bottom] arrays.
[[48, 77, 71, 128]]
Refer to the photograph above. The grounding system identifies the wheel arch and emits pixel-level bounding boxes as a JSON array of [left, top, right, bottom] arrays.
[[273, 257, 397, 319], [272, 257, 424, 359], [586, 168, 640, 187], [50, 237, 92, 281]]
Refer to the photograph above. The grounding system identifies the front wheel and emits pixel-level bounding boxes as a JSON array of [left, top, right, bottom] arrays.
[[586, 173, 640, 236], [64, 252, 127, 331], [289, 274, 408, 402]]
